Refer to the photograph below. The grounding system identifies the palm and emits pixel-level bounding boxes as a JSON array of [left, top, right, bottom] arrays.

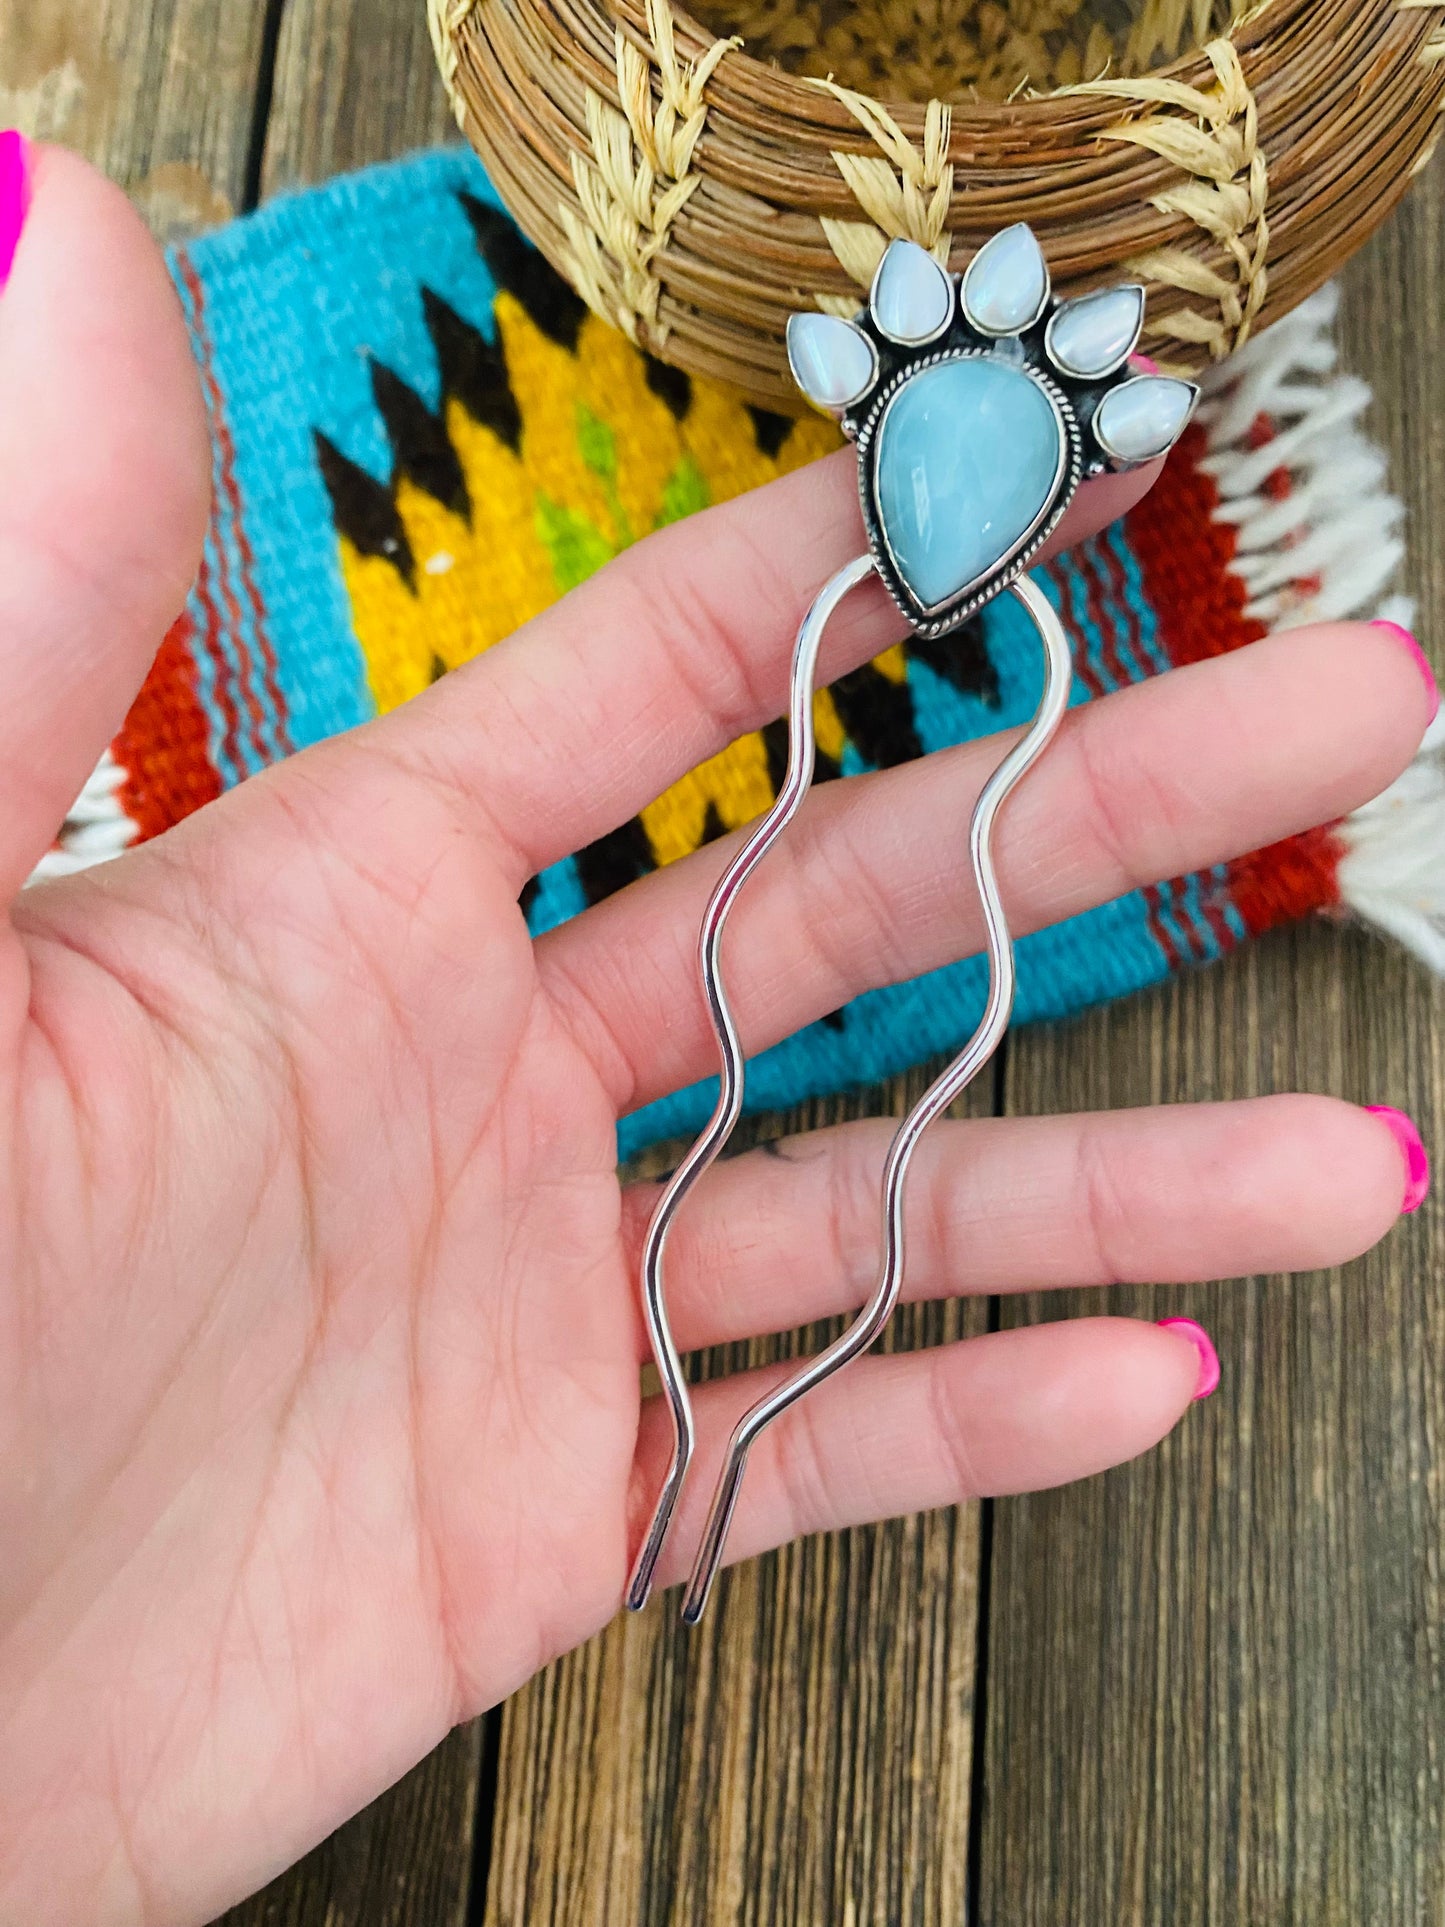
[[17, 758, 635, 1647], [0, 148, 1427, 1927]]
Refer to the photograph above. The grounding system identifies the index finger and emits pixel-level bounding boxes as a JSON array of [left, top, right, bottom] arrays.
[[370, 443, 1159, 884]]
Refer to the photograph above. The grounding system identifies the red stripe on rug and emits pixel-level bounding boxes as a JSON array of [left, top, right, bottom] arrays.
[[1143, 881, 1186, 972], [192, 537, 246, 786], [1124, 423, 1269, 669], [1078, 539, 1132, 695], [1225, 826, 1345, 936], [1198, 885, 1236, 955], [1129, 420, 1345, 935], [115, 609, 224, 840], [1056, 564, 1105, 700], [176, 254, 292, 764]]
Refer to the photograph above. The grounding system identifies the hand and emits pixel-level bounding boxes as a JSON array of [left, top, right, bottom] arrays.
[[0, 148, 1429, 1927]]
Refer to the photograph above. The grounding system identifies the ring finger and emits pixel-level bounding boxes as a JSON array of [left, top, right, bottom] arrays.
[[538, 620, 1431, 1116]]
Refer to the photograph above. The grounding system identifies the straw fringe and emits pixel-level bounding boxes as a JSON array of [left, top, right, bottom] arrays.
[[443, 0, 1445, 401], [426, 0, 477, 128], [1076, 38, 1267, 365], [1401, 0, 1445, 66], [812, 87, 953, 302], [560, 0, 739, 347]]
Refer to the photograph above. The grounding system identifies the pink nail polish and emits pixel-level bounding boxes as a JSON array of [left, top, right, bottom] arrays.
[[1366, 1105, 1431, 1214], [0, 133, 30, 293], [1128, 352, 1161, 376], [1157, 1317, 1221, 1401], [1372, 620, 1440, 722]]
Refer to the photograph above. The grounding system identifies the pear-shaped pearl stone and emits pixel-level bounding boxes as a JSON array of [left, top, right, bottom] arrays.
[[787, 313, 877, 411], [875, 358, 1063, 611], [1093, 375, 1197, 462], [870, 239, 953, 345], [961, 225, 1049, 336], [1046, 284, 1145, 378]]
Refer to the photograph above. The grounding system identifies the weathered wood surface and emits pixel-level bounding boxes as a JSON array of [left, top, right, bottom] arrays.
[[0, 0, 275, 238], [981, 167, 1445, 1927], [484, 1079, 987, 1927], [4, 1, 1441, 1920]]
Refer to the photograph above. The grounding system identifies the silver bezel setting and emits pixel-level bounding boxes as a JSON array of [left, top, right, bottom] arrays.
[[960, 229, 1051, 340], [1091, 372, 1200, 466], [785, 313, 879, 414], [784, 232, 1195, 638], [867, 244, 955, 348], [1043, 284, 1146, 382], [855, 348, 1079, 636]]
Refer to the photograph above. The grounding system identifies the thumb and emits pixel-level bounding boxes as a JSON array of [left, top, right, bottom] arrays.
[[0, 138, 210, 899]]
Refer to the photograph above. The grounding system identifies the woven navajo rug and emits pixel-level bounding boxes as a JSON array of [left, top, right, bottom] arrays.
[[43, 149, 1440, 1157]]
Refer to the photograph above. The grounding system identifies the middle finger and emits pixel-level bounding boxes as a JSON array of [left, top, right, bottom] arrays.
[[537, 620, 1429, 1116]]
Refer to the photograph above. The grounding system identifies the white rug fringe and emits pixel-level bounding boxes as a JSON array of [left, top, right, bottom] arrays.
[[30, 750, 139, 884], [1197, 286, 1443, 972], [1196, 287, 1410, 633], [1336, 712, 1445, 974]]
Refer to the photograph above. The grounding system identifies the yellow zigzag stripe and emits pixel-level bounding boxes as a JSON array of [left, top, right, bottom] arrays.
[[335, 290, 880, 876]]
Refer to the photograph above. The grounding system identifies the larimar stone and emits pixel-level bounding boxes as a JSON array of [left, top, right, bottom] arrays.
[[1046, 284, 1144, 378], [961, 225, 1049, 336], [874, 357, 1063, 611], [871, 239, 953, 345], [786, 313, 877, 411], [1092, 374, 1196, 462]]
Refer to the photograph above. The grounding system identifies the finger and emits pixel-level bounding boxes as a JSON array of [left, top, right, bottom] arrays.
[[0, 142, 210, 898], [619, 1096, 1408, 1358], [369, 446, 1159, 882], [635, 1316, 1207, 1594], [538, 620, 1430, 1114]]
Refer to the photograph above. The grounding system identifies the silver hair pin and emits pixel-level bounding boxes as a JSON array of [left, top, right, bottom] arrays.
[[627, 227, 1198, 1621]]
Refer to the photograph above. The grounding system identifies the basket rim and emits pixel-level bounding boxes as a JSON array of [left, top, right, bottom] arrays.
[[594, 0, 1289, 131]]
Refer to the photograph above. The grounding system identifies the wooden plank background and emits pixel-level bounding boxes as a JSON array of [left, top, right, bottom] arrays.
[[3, 2, 1440, 1920]]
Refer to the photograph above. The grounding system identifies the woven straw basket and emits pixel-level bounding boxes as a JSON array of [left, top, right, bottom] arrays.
[[428, 0, 1445, 403]]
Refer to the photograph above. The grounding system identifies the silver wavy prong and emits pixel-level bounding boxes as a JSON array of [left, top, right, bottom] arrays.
[[679, 571, 1072, 1624], [625, 549, 877, 1613]]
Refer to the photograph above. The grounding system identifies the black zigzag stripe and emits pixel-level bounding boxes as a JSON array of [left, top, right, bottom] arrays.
[[575, 815, 656, 903], [762, 714, 842, 793], [370, 363, 471, 521], [460, 192, 588, 353], [644, 354, 693, 421], [422, 288, 522, 452], [747, 406, 795, 459], [829, 662, 924, 769], [314, 431, 416, 588], [908, 615, 1002, 708]]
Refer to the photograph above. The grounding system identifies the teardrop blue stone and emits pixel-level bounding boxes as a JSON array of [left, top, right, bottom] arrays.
[[874, 358, 1064, 612]]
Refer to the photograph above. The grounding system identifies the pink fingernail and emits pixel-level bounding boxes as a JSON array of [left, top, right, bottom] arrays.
[[0, 133, 31, 293], [1129, 352, 1161, 375], [1157, 1317, 1221, 1400], [1366, 1106, 1431, 1214], [1372, 620, 1439, 722]]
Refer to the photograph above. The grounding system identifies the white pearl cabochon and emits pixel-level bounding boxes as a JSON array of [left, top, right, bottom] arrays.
[[1046, 285, 1145, 378], [1092, 375, 1197, 462], [785, 312, 877, 410], [961, 224, 1049, 336], [786, 233, 1196, 476], [870, 240, 953, 344]]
